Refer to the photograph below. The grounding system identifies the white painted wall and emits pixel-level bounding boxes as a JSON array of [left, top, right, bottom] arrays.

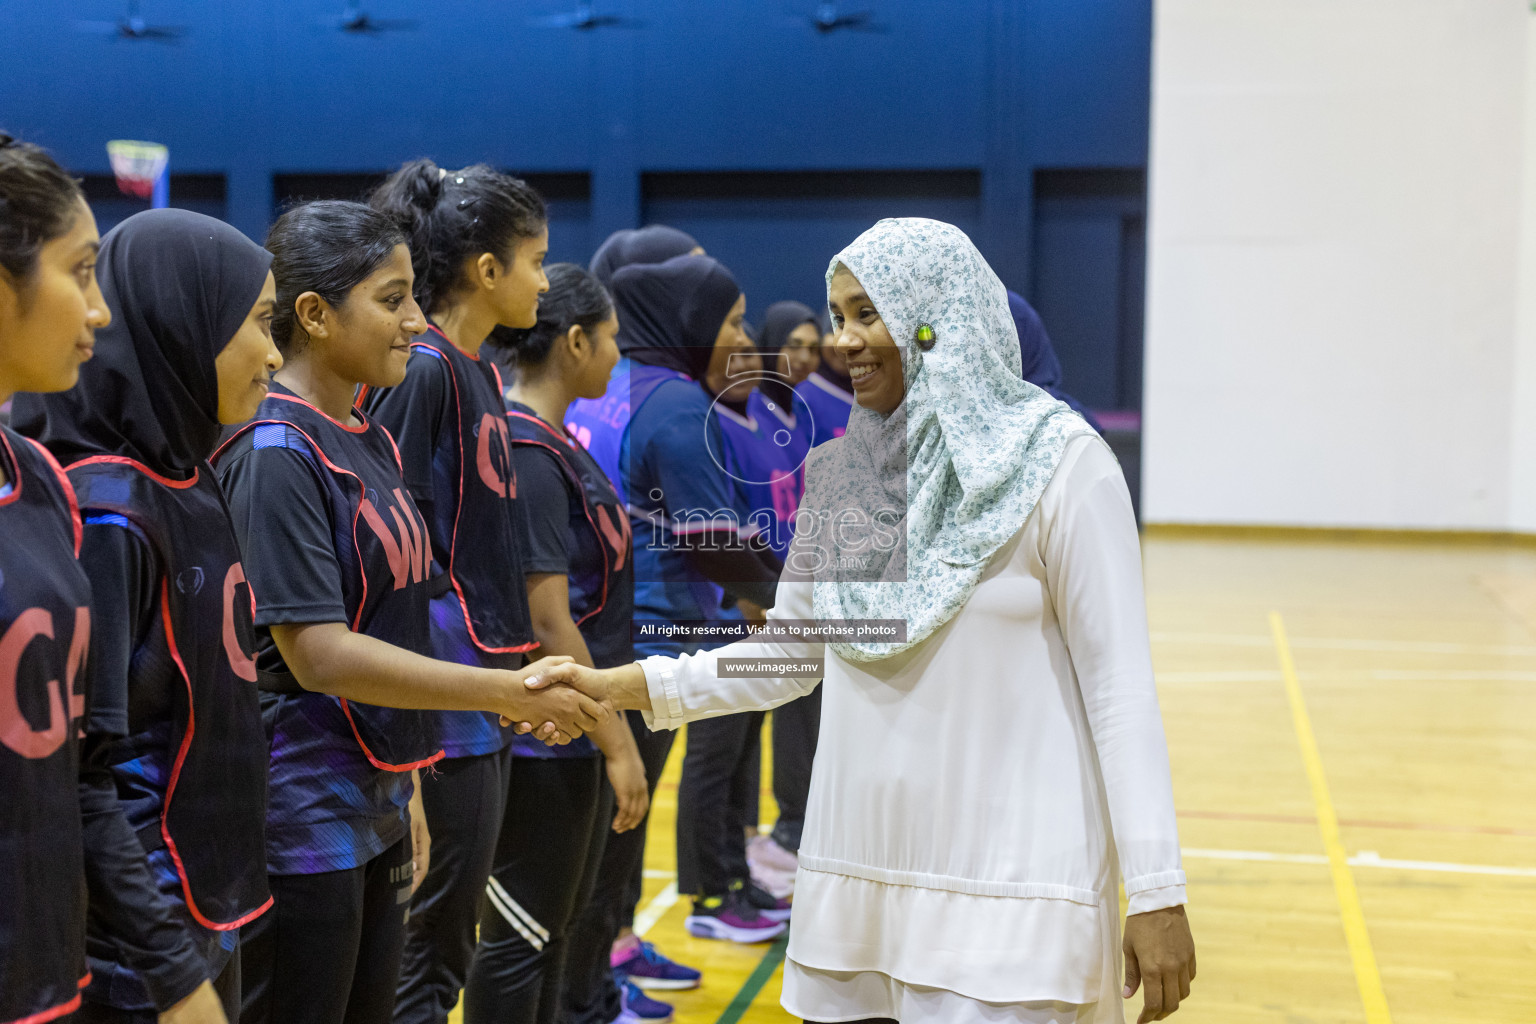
[[1143, 0, 1533, 530], [1511, 13, 1536, 533]]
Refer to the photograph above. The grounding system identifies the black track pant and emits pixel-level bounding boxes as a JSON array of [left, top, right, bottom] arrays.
[[771, 684, 822, 852], [240, 835, 413, 1024], [563, 712, 673, 1024], [393, 746, 514, 1024], [618, 713, 678, 928], [77, 943, 241, 1023], [676, 711, 766, 897], [462, 756, 607, 1024]]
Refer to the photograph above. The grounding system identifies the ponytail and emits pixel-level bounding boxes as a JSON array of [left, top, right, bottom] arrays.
[[371, 158, 547, 315]]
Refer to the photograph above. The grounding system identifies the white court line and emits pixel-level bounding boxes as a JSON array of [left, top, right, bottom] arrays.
[[1150, 630, 1536, 658], [1183, 847, 1536, 878], [1184, 846, 1327, 866], [633, 881, 679, 937], [1157, 670, 1285, 683], [1364, 669, 1536, 681]]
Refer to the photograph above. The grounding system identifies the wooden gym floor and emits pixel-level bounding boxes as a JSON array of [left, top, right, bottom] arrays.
[[454, 531, 1536, 1024]]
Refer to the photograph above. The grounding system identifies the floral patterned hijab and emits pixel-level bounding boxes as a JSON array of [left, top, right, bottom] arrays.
[[803, 218, 1093, 662]]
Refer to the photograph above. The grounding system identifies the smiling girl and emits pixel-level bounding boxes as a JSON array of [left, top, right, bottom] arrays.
[[0, 131, 110, 1024]]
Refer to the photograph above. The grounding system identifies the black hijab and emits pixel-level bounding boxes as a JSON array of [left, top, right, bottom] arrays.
[[14, 209, 272, 476], [610, 254, 739, 381], [758, 300, 818, 413], [589, 225, 700, 289], [716, 318, 760, 415], [1007, 290, 1100, 429], [1009, 291, 1065, 393]]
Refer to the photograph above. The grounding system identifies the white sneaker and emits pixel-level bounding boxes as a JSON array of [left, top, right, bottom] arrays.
[[747, 835, 798, 898], [749, 834, 798, 871]]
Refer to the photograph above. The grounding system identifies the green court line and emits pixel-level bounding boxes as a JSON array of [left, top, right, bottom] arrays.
[[713, 933, 790, 1024]]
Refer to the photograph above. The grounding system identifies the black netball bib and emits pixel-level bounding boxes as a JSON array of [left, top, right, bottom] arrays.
[[369, 333, 536, 654], [0, 428, 90, 1023], [215, 388, 442, 771], [66, 454, 271, 930], [507, 407, 635, 667]]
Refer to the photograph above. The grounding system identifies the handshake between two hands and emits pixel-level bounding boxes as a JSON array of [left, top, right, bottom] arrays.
[[497, 656, 642, 746]]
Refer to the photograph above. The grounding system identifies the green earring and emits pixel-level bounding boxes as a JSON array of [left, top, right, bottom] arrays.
[[915, 323, 935, 345]]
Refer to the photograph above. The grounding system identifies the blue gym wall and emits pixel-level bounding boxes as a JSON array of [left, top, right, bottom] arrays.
[[0, 0, 1152, 414]]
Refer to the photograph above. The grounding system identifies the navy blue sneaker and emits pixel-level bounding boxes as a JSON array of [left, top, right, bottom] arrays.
[[611, 938, 702, 991], [619, 976, 675, 1022]]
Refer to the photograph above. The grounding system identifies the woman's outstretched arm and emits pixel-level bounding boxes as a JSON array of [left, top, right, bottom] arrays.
[[548, 531, 824, 728]]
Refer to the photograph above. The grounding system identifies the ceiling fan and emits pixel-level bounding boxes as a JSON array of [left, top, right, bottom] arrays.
[[325, 2, 418, 35], [803, 2, 880, 34], [73, 0, 184, 41], [527, 4, 640, 30]]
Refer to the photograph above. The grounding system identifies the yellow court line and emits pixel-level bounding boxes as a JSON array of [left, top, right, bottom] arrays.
[[1269, 611, 1394, 1024]]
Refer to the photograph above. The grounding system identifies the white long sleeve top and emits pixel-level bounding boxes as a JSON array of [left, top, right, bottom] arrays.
[[640, 434, 1185, 1008]]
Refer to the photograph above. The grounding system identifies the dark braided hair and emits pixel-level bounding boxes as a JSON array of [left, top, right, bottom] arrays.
[[370, 158, 547, 316], [264, 200, 406, 356], [0, 132, 86, 283], [487, 263, 611, 372]]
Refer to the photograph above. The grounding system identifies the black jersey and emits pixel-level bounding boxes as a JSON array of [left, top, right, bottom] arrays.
[[361, 330, 536, 655], [214, 387, 442, 877], [67, 454, 270, 931], [0, 426, 91, 1024], [507, 404, 635, 669], [215, 385, 442, 772]]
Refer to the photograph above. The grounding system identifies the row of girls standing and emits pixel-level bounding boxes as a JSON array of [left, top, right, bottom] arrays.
[[1, 134, 940, 1024], [1, 135, 605, 1024]]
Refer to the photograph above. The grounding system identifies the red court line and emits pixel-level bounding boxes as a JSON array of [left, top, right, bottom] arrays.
[[1178, 808, 1536, 838]]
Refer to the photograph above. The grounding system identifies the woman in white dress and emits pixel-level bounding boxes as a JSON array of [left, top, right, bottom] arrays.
[[554, 218, 1196, 1024]]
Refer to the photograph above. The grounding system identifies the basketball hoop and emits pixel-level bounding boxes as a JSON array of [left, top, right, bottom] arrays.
[[106, 139, 169, 202]]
